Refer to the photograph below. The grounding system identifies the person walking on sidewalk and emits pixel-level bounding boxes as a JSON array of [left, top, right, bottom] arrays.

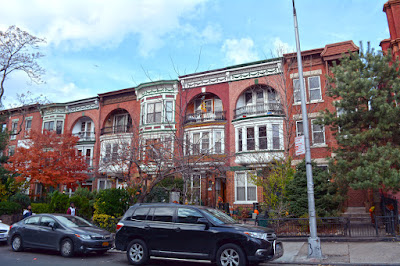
[[67, 202, 76, 216]]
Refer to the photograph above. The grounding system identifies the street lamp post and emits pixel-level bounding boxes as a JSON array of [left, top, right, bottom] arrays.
[[291, 0, 323, 258]]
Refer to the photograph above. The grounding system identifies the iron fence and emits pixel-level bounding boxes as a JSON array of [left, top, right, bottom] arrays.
[[240, 215, 399, 238]]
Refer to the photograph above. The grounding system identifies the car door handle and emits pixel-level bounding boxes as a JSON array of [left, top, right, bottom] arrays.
[[144, 225, 150, 230], [175, 227, 181, 232]]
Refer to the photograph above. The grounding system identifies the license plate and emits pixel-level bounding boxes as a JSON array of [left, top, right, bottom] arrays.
[[102, 242, 109, 247]]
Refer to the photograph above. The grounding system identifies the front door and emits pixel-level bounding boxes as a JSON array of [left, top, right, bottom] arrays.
[[146, 207, 175, 253], [37, 216, 59, 249], [171, 207, 214, 257]]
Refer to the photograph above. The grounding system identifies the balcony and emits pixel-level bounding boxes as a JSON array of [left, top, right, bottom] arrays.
[[234, 103, 284, 119], [73, 131, 95, 142], [184, 111, 226, 124], [100, 125, 132, 135]]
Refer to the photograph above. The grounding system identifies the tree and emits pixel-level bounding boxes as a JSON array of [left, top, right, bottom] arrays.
[[250, 158, 295, 218], [5, 130, 88, 190], [320, 47, 400, 192], [0, 26, 45, 102], [286, 160, 343, 217]]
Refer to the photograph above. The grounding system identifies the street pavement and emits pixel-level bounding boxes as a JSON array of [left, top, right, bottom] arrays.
[[2, 240, 400, 266], [271, 240, 400, 265]]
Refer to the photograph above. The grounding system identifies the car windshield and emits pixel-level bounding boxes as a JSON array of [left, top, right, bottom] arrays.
[[202, 208, 238, 225], [54, 215, 93, 228]]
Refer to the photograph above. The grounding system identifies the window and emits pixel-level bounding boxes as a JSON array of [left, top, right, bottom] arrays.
[[214, 131, 222, 154], [296, 121, 304, 137], [9, 146, 16, 157], [235, 172, 257, 202], [104, 144, 111, 162], [165, 101, 173, 122], [25, 119, 32, 136], [153, 207, 174, 222], [132, 208, 150, 220], [111, 144, 119, 161], [11, 121, 18, 140], [201, 132, 209, 153], [258, 126, 267, 150], [204, 100, 212, 112], [187, 174, 201, 204], [147, 102, 162, 123], [267, 89, 277, 103], [272, 124, 280, 149], [177, 208, 203, 224], [40, 216, 56, 227], [24, 216, 40, 225], [247, 127, 255, 151], [256, 90, 264, 103], [308, 76, 322, 101], [192, 133, 200, 155], [1, 124, 6, 132], [43, 121, 54, 131], [98, 179, 112, 190], [114, 114, 130, 133], [245, 92, 253, 105], [238, 129, 242, 152], [293, 78, 305, 103], [312, 120, 325, 145], [56, 121, 63, 134]]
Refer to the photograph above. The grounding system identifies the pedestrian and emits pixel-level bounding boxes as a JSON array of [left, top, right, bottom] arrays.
[[67, 202, 76, 216], [23, 205, 33, 218]]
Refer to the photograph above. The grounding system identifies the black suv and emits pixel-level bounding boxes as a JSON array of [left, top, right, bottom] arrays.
[[115, 203, 283, 265]]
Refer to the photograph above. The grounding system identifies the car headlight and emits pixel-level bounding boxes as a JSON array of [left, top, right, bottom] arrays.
[[75, 234, 91, 240], [244, 231, 267, 240]]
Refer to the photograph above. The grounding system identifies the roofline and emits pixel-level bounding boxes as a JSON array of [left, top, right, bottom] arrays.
[[179, 57, 282, 79]]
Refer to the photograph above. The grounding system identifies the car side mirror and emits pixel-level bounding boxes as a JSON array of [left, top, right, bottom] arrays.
[[197, 218, 210, 230], [49, 222, 56, 230]]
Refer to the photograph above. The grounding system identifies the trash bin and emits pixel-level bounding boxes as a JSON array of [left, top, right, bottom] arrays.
[[257, 218, 268, 227]]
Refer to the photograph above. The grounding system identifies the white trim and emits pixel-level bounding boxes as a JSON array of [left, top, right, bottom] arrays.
[[234, 171, 257, 204], [290, 69, 322, 79]]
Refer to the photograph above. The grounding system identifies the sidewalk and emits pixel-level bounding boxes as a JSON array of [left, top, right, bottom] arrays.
[[269, 240, 400, 265]]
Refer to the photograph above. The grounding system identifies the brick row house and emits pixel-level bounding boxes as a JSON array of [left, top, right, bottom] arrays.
[[2, 39, 365, 209]]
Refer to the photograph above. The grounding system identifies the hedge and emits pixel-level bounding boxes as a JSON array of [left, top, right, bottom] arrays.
[[0, 201, 21, 215]]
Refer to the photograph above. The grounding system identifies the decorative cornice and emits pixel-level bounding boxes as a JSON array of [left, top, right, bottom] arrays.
[[179, 60, 282, 89], [66, 97, 99, 113]]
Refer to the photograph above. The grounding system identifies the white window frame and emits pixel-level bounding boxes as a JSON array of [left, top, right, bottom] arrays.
[[308, 76, 322, 102], [234, 171, 257, 204], [97, 178, 113, 190], [296, 121, 304, 137], [293, 78, 306, 103], [165, 100, 174, 122], [8, 145, 16, 156], [188, 174, 201, 205], [43, 119, 64, 134], [186, 129, 224, 155], [25, 117, 32, 137], [11, 120, 18, 140], [311, 119, 325, 145]]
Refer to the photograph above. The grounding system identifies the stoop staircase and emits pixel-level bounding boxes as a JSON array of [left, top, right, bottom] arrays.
[[342, 207, 370, 218]]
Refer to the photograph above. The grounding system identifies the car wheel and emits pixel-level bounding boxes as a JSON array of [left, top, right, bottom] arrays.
[[216, 243, 246, 266], [11, 235, 23, 252], [126, 239, 149, 265], [60, 238, 74, 257]]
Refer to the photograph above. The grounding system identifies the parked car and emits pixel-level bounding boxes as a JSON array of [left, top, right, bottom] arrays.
[[0, 220, 9, 243], [8, 214, 113, 257], [115, 203, 283, 266]]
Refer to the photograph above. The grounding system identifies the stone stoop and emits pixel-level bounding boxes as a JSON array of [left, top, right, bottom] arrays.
[[342, 207, 370, 218]]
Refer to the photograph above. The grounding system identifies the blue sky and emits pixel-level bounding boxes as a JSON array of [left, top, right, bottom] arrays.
[[1, 0, 389, 107]]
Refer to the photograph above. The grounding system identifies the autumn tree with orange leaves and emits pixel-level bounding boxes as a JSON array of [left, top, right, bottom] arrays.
[[5, 130, 88, 190]]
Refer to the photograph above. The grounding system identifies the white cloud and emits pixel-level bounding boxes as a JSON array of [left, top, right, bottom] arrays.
[[270, 37, 295, 56], [0, 0, 207, 56], [221, 38, 259, 65]]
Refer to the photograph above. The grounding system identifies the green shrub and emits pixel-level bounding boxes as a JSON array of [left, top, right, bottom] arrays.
[[49, 191, 69, 213], [0, 201, 21, 215], [31, 203, 50, 214], [9, 192, 31, 209], [94, 189, 130, 217], [92, 214, 118, 232], [74, 187, 96, 200], [286, 160, 344, 217], [69, 195, 92, 220]]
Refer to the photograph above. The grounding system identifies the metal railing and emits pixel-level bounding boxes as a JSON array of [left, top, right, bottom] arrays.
[[234, 103, 284, 119], [240, 216, 399, 238], [100, 125, 132, 135], [184, 111, 226, 124], [73, 131, 95, 141]]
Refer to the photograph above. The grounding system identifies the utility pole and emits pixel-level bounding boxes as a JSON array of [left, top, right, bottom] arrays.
[[291, 0, 323, 258]]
